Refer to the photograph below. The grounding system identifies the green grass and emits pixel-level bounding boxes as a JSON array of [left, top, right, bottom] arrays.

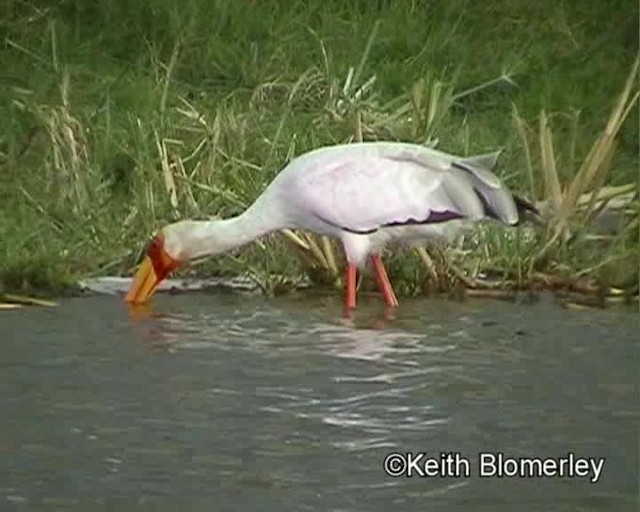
[[1, 0, 638, 298]]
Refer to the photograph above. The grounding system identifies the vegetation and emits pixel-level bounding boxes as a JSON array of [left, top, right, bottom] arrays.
[[1, 0, 638, 306]]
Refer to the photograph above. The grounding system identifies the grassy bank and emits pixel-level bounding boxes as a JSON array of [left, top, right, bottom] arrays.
[[1, 0, 638, 303]]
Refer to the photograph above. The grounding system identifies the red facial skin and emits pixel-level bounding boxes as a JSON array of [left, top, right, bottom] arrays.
[[147, 234, 181, 281]]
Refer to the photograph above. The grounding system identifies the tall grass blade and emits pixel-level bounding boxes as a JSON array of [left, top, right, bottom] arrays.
[[538, 110, 563, 214]]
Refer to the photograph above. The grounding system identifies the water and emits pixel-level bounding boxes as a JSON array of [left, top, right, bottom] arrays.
[[0, 291, 637, 511]]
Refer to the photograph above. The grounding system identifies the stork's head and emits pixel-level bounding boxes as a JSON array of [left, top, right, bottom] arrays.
[[124, 223, 194, 304]]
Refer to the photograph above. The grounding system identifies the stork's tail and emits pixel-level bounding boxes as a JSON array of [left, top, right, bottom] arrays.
[[513, 194, 542, 225]]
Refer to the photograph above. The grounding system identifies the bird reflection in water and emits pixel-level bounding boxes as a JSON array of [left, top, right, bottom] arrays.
[[125, 302, 199, 351]]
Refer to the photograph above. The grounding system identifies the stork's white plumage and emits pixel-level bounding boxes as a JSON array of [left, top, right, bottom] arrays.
[[125, 141, 537, 311]]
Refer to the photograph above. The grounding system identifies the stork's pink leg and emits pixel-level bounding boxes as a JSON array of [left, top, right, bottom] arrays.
[[344, 263, 358, 312], [370, 254, 399, 307]]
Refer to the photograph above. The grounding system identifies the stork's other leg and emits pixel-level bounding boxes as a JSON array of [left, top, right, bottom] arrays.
[[370, 253, 399, 307], [344, 263, 358, 312]]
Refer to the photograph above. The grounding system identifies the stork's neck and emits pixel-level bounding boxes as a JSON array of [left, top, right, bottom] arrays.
[[179, 194, 288, 260]]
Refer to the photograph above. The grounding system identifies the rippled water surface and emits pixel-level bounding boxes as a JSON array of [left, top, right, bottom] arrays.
[[1, 292, 637, 511]]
